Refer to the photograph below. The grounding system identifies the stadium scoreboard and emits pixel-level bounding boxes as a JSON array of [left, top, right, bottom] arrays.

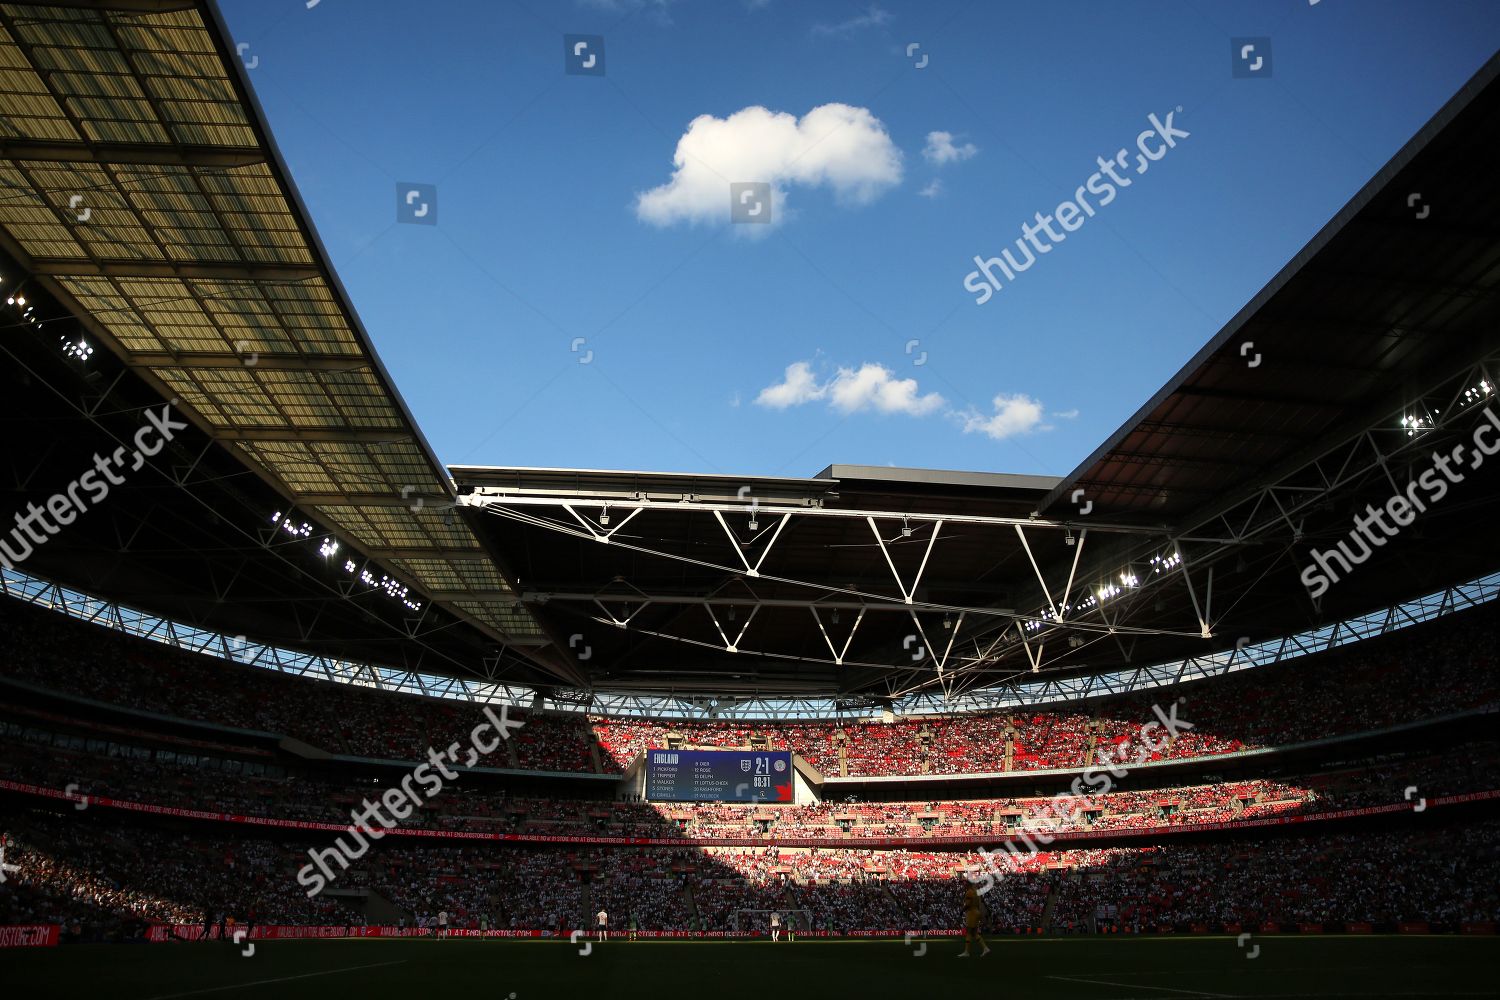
[[644, 749, 794, 802]]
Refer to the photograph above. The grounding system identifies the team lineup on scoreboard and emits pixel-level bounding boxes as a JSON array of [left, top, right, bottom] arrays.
[[645, 749, 796, 803]]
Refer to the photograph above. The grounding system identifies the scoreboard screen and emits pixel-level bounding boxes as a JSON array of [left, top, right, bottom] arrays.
[[644, 749, 794, 803]]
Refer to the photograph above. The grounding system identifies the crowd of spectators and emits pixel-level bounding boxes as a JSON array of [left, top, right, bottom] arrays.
[[690, 848, 800, 930], [592, 850, 696, 931], [4, 596, 1496, 779], [6, 716, 1495, 846], [6, 807, 1493, 937], [588, 602, 1498, 776], [1045, 822, 1500, 931], [0, 812, 357, 939]]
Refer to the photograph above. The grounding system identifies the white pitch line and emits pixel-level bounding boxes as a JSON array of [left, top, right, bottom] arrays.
[[145, 959, 408, 999], [1047, 975, 1232, 998]]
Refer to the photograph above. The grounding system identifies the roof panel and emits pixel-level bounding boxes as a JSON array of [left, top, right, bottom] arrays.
[[454, 600, 542, 638], [0, 1, 549, 655]]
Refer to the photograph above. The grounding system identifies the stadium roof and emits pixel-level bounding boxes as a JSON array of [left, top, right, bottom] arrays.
[[452, 50, 1500, 703], [1, 3, 1497, 709], [1038, 51, 1500, 527], [453, 462, 1086, 700], [0, 0, 570, 686]]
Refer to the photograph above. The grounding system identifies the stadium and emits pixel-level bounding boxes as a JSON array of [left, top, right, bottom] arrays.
[[1, 1, 1498, 997]]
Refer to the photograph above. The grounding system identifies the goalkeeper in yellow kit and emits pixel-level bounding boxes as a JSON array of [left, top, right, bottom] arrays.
[[958, 883, 991, 957]]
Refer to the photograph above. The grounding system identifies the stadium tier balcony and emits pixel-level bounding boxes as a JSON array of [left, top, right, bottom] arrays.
[[4, 716, 1494, 847], [1, 596, 1497, 783]]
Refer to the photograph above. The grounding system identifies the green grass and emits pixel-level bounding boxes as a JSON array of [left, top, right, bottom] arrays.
[[3, 935, 1497, 999]]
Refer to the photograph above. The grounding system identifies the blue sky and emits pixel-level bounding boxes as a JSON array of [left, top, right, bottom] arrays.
[[219, 0, 1500, 479]]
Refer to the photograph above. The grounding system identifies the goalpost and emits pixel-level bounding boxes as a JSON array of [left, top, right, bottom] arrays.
[[734, 908, 813, 934]]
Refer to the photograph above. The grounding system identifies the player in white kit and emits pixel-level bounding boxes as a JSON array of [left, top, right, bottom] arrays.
[[770, 910, 781, 943], [596, 907, 608, 942]]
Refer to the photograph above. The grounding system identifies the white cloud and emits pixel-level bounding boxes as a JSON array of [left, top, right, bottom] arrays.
[[1052, 408, 1079, 419], [756, 362, 1055, 445], [756, 362, 944, 417], [922, 130, 977, 166], [918, 179, 943, 198], [959, 394, 1046, 440], [636, 103, 903, 228], [756, 361, 825, 409], [827, 364, 946, 415], [812, 4, 891, 36]]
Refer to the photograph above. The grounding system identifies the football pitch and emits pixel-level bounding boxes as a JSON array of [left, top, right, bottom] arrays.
[[3, 936, 1496, 999]]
